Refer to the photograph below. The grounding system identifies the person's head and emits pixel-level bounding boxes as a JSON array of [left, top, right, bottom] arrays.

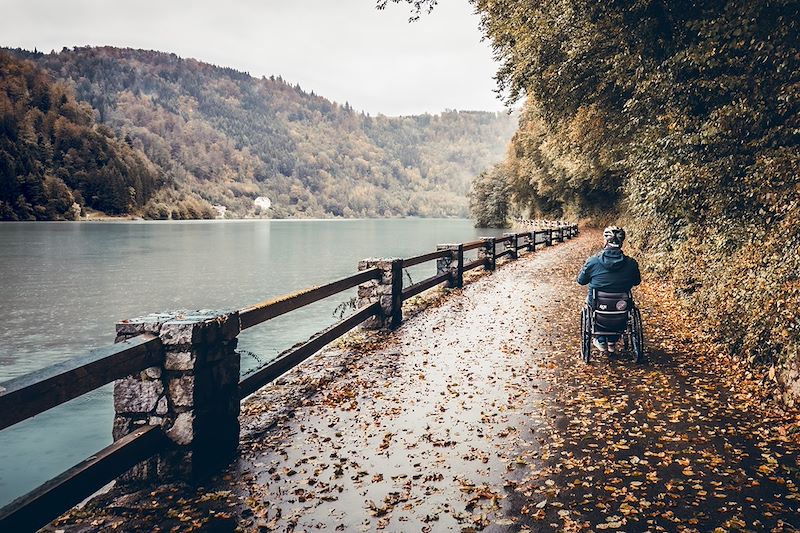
[[603, 226, 626, 248]]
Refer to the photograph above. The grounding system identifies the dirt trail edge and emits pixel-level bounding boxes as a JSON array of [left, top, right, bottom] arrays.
[[51, 231, 799, 533]]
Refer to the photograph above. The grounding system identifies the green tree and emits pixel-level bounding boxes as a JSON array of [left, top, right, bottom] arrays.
[[470, 164, 510, 228]]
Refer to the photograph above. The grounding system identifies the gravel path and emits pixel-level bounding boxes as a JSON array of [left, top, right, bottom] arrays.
[[50, 231, 800, 533]]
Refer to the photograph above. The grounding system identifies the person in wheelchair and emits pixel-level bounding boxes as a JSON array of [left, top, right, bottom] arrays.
[[577, 226, 641, 355]]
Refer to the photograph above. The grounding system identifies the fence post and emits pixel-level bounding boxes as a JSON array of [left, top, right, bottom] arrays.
[[527, 231, 535, 252], [454, 243, 464, 288], [479, 237, 496, 271], [546, 229, 553, 246], [390, 259, 403, 329], [503, 233, 518, 260], [436, 244, 463, 288], [113, 310, 241, 482], [357, 258, 402, 330]]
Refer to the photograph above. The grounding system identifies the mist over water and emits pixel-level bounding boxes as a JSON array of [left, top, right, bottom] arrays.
[[0, 218, 505, 506]]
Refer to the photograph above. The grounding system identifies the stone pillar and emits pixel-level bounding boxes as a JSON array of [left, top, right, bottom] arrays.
[[357, 258, 403, 329], [113, 310, 241, 482], [479, 237, 496, 271], [454, 244, 464, 288], [503, 233, 519, 260], [436, 244, 460, 288]]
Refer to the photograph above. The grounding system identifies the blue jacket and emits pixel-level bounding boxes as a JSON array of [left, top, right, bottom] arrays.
[[577, 247, 641, 293]]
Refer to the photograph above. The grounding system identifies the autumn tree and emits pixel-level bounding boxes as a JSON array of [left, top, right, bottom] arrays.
[[385, 0, 800, 382]]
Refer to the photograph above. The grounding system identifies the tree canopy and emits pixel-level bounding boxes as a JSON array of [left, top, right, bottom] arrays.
[[0, 51, 161, 219]]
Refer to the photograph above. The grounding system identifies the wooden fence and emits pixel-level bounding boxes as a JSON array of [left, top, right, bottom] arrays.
[[0, 221, 578, 531]]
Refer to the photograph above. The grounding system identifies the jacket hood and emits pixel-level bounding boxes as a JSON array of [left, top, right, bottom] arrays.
[[599, 247, 625, 271]]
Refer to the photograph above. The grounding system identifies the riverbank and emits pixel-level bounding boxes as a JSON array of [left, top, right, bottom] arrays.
[[47, 231, 800, 532], [8, 211, 470, 223]]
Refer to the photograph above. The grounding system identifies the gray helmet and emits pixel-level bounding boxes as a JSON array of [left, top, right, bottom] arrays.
[[603, 226, 626, 247]]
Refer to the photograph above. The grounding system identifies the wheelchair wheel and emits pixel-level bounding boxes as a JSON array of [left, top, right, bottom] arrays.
[[632, 308, 646, 364], [580, 307, 591, 364]]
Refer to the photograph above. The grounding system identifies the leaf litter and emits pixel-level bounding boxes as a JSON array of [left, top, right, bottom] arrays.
[[47, 231, 799, 532]]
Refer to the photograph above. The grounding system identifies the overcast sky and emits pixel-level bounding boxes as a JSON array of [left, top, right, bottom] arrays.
[[0, 0, 505, 116]]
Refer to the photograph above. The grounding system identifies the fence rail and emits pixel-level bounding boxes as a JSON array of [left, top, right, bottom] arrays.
[[463, 258, 486, 272], [0, 219, 577, 531], [403, 249, 450, 268], [240, 268, 382, 330], [238, 302, 381, 398], [0, 425, 166, 532], [0, 334, 162, 432], [402, 271, 452, 301], [462, 239, 485, 251]]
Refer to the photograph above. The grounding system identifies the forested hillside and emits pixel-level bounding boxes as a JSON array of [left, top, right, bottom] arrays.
[[437, 0, 799, 397], [3, 46, 516, 219], [0, 51, 166, 220]]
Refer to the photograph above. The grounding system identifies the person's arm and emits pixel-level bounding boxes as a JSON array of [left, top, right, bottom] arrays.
[[630, 258, 642, 286], [577, 258, 593, 285]]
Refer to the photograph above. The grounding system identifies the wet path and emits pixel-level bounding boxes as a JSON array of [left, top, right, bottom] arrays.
[[51, 231, 800, 532], [233, 239, 572, 532]]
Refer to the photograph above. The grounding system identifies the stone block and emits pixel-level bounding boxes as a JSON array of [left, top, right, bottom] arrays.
[[160, 320, 199, 346], [358, 285, 376, 298], [114, 377, 163, 413], [169, 375, 195, 407], [165, 350, 195, 371], [166, 412, 194, 445], [376, 284, 393, 295], [143, 366, 162, 380], [155, 396, 169, 415], [113, 415, 136, 441], [380, 295, 393, 312], [115, 313, 174, 337]]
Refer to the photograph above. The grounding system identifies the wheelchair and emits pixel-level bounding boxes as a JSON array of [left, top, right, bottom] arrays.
[[580, 289, 645, 364]]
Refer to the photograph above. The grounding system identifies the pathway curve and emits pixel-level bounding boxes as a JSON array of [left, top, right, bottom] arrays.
[[51, 231, 800, 532]]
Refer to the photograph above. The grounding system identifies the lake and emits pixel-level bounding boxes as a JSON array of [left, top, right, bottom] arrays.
[[0, 218, 506, 507]]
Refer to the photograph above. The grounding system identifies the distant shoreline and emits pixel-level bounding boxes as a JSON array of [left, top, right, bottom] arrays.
[[1, 216, 471, 223]]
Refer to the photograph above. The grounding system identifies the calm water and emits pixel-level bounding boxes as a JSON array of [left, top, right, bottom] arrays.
[[0, 219, 505, 507]]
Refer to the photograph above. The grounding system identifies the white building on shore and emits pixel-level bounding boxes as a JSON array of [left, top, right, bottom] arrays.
[[254, 197, 272, 211]]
